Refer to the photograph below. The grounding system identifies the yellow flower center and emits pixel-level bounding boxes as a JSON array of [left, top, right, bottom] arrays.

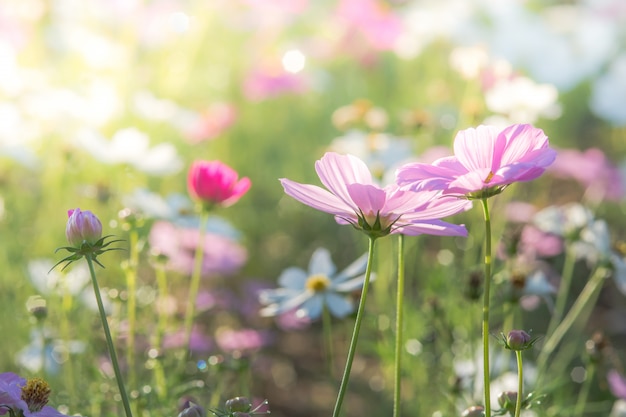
[[305, 274, 331, 292], [21, 377, 51, 413]]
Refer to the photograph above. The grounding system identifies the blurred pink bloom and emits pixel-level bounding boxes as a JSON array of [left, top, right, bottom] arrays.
[[274, 308, 312, 331], [243, 66, 308, 101], [66, 208, 102, 247], [187, 160, 251, 208], [163, 325, 212, 353], [149, 221, 247, 277], [397, 124, 556, 198], [608, 369, 626, 399], [281, 152, 470, 238], [184, 103, 237, 144], [548, 147, 625, 202], [504, 201, 537, 223], [518, 224, 564, 258], [216, 328, 271, 353], [336, 0, 404, 51]]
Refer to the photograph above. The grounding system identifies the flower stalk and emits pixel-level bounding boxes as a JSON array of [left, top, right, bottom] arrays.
[[183, 210, 209, 351], [332, 236, 377, 417], [480, 197, 493, 416], [86, 254, 133, 417], [393, 234, 405, 417]]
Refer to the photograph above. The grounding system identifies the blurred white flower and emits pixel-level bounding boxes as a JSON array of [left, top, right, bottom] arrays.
[[74, 127, 183, 176], [590, 54, 626, 126], [485, 76, 561, 123], [27, 259, 113, 313]]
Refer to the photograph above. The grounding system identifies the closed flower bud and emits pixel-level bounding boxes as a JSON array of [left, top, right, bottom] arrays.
[[506, 330, 532, 351], [225, 397, 251, 413], [497, 391, 518, 413], [66, 208, 102, 247], [187, 160, 251, 209]]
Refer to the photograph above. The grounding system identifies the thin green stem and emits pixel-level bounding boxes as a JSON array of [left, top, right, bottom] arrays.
[[153, 262, 169, 400], [393, 234, 405, 417], [515, 351, 523, 417], [573, 362, 595, 417], [537, 266, 608, 373], [332, 237, 377, 417], [480, 198, 493, 417], [546, 247, 576, 337], [322, 304, 335, 375], [183, 211, 209, 351], [124, 229, 139, 391], [85, 255, 133, 417]]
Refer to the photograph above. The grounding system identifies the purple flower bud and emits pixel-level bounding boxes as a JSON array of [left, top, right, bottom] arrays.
[[507, 330, 532, 351], [66, 208, 102, 247], [225, 397, 252, 413]]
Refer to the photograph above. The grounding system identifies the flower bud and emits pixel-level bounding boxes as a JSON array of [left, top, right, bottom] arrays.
[[225, 397, 251, 413], [497, 391, 518, 413], [506, 330, 532, 351], [461, 405, 485, 417], [187, 160, 251, 208], [66, 208, 102, 247]]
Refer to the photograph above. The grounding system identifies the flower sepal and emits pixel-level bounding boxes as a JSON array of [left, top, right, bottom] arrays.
[[52, 235, 125, 271], [493, 391, 546, 416], [497, 330, 542, 351]]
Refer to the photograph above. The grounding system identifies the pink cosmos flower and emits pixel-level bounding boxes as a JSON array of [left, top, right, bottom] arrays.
[[396, 124, 556, 199], [547, 147, 624, 203], [183, 103, 237, 144], [187, 160, 251, 208], [66, 208, 103, 247], [280, 152, 470, 238], [148, 220, 247, 277]]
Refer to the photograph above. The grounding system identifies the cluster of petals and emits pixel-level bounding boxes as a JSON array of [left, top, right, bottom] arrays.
[[396, 124, 556, 198], [280, 152, 470, 238], [187, 160, 251, 208], [0, 372, 67, 417], [65, 208, 102, 247]]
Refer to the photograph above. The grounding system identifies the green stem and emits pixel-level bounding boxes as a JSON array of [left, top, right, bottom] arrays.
[[124, 229, 139, 391], [537, 266, 608, 376], [393, 234, 405, 417], [546, 247, 576, 336], [183, 211, 209, 351], [480, 198, 493, 417], [515, 351, 523, 417], [153, 262, 169, 400], [85, 255, 133, 417], [332, 237, 377, 417], [322, 304, 335, 375], [573, 362, 595, 417]]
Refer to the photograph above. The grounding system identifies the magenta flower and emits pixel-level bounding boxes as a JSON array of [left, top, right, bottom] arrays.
[[547, 147, 625, 203], [396, 124, 556, 199], [65, 208, 102, 247], [0, 373, 68, 417], [280, 152, 470, 238], [187, 160, 251, 208]]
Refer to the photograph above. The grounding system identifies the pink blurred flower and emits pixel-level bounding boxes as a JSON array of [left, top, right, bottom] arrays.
[[243, 66, 308, 101], [397, 124, 556, 199], [163, 325, 212, 353], [336, 0, 404, 51], [148, 221, 247, 277], [518, 224, 564, 258], [66, 208, 102, 247], [548, 147, 625, 202], [187, 160, 251, 208], [216, 328, 272, 353], [280, 152, 470, 238], [183, 103, 237, 144]]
